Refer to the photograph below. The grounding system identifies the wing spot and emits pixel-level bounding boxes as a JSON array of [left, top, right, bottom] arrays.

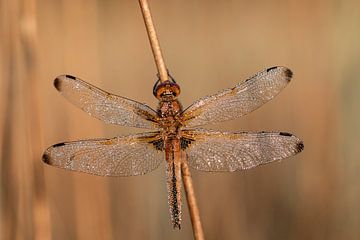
[[65, 74, 76, 80], [266, 66, 278, 72], [149, 139, 164, 151], [53, 142, 66, 147], [180, 137, 194, 150], [279, 132, 292, 137]]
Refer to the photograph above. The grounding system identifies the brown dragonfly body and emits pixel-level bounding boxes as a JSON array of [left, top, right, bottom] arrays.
[[43, 67, 304, 229], [154, 80, 184, 228]]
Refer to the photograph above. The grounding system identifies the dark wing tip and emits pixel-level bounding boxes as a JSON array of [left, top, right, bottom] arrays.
[[42, 152, 51, 164], [284, 68, 293, 81], [296, 141, 304, 152], [279, 132, 304, 153], [53, 77, 62, 91], [43, 142, 66, 165], [54, 75, 77, 91], [266, 66, 293, 82]]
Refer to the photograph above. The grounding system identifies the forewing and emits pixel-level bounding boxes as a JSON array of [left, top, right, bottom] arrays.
[[182, 67, 292, 127], [54, 75, 158, 129], [182, 129, 303, 172], [42, 132, 164, 176]]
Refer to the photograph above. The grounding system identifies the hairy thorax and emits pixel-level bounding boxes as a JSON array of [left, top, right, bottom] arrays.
[[157, 99, 183, 138]]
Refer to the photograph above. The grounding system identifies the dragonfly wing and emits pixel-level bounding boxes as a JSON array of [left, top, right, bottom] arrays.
[[54, 75, 158, 129], [42, 132, 164, 176], [182, 129, 303, 172], [181, 67, 292, 127]]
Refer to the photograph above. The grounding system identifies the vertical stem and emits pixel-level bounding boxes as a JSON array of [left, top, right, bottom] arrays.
[[138, 0, 168, 82], [181, 152, 205, 240], [0, 1, 17, 239], [21, 0, 52, 239]]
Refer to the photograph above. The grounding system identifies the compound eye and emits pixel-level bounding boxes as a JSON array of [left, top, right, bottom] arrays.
[[170, 84, 180, 97], [154, 84, 168, 99]]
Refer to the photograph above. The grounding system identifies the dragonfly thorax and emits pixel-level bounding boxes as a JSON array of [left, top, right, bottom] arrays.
[[157, 99, 183, 134], [158, 99, 182, 115]]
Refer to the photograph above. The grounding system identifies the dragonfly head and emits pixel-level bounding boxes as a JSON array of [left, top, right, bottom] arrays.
[[153, 80, 181, 100]]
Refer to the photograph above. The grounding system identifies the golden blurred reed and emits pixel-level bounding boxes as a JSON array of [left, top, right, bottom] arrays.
[[1, 0, 360, 240]]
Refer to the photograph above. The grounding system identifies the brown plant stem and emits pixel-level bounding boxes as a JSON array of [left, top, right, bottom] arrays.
[[138, 0, 168, 82], [0, 1, 17, 238], [181, 152, 205, 240], [138, 1, 204, 239], [21, 0, 52, 239]]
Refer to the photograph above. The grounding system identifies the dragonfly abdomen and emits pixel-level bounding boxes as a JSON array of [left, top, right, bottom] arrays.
[[165, 139, 182, 229]]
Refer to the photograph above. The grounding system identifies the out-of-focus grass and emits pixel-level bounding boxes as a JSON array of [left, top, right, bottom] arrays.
[[1, 0, 359, 239]]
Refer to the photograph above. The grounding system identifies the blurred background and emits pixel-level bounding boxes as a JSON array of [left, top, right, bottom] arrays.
[[1, 0, 359, 239]]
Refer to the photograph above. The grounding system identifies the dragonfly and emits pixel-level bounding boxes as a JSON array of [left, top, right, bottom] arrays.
[[43, 66, 304, 229]]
